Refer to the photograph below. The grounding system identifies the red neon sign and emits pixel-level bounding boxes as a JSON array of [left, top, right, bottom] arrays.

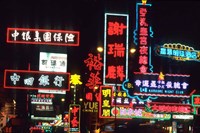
[[104, 13, 128, 85], [147, 102, 192, 114], [69, 104, 80, 133], [7, 28, 80, 46]]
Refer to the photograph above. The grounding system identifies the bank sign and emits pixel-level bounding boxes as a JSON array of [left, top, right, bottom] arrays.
[[4, 69, 70, 91], [125, 72, 190, 98]]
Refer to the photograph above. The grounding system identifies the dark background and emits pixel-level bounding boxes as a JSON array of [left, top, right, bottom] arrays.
[[0, 0, 200, 113]]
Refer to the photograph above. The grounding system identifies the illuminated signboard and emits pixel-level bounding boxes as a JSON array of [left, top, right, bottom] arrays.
[[124, 72, 190, 98], [146, 102, 192, 114], [39, 52, 67, 72], [155, 43, 200, 62], [7, 28, 80, 46], [112, 90, 131, 107], [133, 2, 153, 73], [99, 85, 171, 120], [172, 114, 194, 120], [192, 95, 200, 107], [83, 53, 103, 113], [4, 69, 70, 91], [30, 93, 56, 118], [103, 13, 129, 86], [69, 104, 80, 133]]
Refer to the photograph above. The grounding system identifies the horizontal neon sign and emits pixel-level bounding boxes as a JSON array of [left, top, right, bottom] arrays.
[[130, 72, 190, 97], [147, 102, 192, 114], [4, 69, 70, 91], [155, 43, 200, 61], [172, 114, 193, 120], [7, 28, 80, 46]]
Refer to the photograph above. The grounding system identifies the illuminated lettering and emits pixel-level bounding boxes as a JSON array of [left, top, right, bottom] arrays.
[[108, 22, 127, 35], [102, 109, 110, 116]]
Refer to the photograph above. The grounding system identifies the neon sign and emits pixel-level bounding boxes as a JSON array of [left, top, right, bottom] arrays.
[[69, 104, 81, 133], [155, 43, 200, 61], [146, 102, 192, 114], [192, 95, 200, 107], [99, 85, 171, 120], [4, 69, 70, 91], [103, 13, 129, 86], [7, 28, 80, 46], [172, 114, 194, 120], [124, 72, 190, 98], [83, 53, 103, 113], [133, 2, 153, 73]]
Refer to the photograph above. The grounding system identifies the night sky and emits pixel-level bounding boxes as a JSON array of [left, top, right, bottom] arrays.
[[0, 0, 200, 93]]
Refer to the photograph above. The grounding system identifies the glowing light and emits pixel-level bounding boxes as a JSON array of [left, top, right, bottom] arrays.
[[130, 48, 136, 54], [158, 72, 165, 80], [61, 98, 65, 102], [97, 46, 103, 52], [70, 74, 82, 85], [142, 0, 147, 5]]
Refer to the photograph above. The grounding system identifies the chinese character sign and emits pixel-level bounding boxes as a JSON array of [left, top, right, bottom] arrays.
[[4, 69, 70, 91], [131, 72, 190, 97], [7, 28, 80, 46], [155, 43, 200, 62], [103, 13, 129, 85], [99, 86, 112, 118], [69, 104, 80, 133], [147, 102, 192, 114], [39, 52, 67, 72], [192, 95, 200, 107], [133, 3, 152, 73], [99, 86, 171, 120], [83, 53, 103, 113]]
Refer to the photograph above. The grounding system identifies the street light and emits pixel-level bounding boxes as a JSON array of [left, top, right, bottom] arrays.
[[97, 46, 103, 53], [130, 48, 136, 54]]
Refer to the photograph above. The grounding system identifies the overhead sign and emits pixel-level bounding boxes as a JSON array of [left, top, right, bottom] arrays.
[[7, 28, 80, 46], [103, 13, 129, 86], [123, 72, 190, 98], [155, 43, 200, 61], [39, 52, 67, 72], [4, 69, 70, 91]]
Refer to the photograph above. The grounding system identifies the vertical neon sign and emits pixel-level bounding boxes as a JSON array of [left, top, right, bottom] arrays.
[[69, 104, 81, 133], [133, 2, 153, 73], [99, 86, 113, 118], [83, 53, 103, 112], [103, 13, 129, 86]]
